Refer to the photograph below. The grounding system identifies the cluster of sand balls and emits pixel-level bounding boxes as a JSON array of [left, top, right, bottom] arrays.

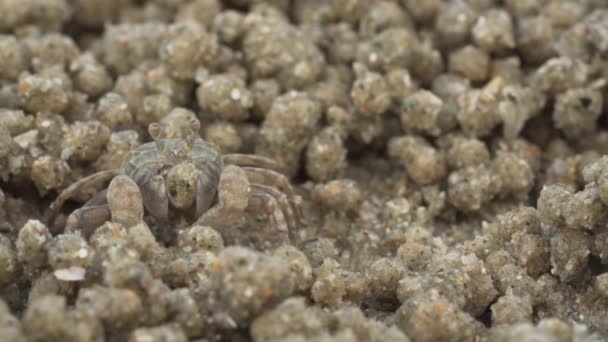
[[1, 0, 608, 341]]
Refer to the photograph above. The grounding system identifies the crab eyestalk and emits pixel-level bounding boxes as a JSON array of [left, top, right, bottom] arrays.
[[148, 123, 165, 152], [187, 118, 201, 146], [166, 162, 199, 209], [177, 118, 201, 159], [149, 122, 178, 163]]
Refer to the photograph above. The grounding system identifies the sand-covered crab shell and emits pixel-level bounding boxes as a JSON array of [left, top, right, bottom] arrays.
[[47, 119, 300, 245], [122, 133, 222, 217]]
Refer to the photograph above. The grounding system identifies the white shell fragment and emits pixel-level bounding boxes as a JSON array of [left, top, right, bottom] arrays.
[[54, 266, 86, 281]]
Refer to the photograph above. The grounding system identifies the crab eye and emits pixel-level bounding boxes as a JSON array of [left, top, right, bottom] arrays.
[[148, 123, 161, 139], [169, 184, 178, 197]]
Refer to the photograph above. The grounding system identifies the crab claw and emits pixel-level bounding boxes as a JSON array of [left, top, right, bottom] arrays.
[[107, 175, 144, 228]]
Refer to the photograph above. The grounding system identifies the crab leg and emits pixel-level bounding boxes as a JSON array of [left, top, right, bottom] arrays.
[[64, 189, 110, 238], [241, 167, 301, 228], [222, 154, 300, 228], [46, 170, 120, 229], [222, 154, 281, 172], [249, 184, 295, 241], [246, 191, 290, 245], [66, 206, 111, 238]]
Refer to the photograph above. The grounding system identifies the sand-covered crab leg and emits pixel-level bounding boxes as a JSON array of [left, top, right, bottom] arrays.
[[46, 170, 120, 229], [222, 153, 281, 172], [250, 183, 295, 240], [64, 189, 110, 238], [241, 167, 301, 228], [246, 191, 290, 245]]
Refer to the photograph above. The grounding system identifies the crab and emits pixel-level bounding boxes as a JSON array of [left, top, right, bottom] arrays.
[[47, 119, 300, 244]]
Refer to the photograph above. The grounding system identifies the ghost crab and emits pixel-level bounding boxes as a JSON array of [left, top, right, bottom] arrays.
[[47, 119, 300, 244]]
